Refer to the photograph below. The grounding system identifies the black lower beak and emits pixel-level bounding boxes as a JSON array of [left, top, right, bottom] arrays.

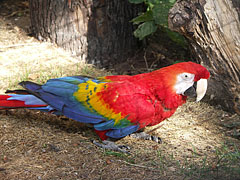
[[184, 84, 197, 97]]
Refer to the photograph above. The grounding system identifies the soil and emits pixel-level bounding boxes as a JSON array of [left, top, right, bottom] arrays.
[[0, 1, 240, 180]]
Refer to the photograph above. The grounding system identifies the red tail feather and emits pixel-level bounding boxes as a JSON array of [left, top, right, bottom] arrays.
[[0, 95, 47, 109], [0, 95, 12, 100]]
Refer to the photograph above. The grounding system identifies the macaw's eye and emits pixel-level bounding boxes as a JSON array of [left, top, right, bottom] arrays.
[[181, 73, 193, 80]]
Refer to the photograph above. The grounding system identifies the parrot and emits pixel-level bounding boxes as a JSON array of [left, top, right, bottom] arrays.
[[0, 62, 210, 152]]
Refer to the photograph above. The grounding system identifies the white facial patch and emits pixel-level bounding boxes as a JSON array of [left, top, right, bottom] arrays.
[[174, 73, 195, 95]]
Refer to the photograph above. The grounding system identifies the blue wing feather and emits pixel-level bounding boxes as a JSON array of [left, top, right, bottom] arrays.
[[20, 76, 106, 124], [94, 120, 115, 130], [62, 106, 104, 123], [106, 125, 139, 138]]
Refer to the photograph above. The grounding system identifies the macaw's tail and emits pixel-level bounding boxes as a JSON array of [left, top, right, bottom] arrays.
[[0, 92, 50, 111]]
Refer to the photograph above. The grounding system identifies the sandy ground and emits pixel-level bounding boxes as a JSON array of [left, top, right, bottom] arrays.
[[0, 0, 240, 179]]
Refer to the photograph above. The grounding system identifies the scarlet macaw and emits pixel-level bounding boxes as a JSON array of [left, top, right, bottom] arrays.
[[0, 62, 210, 152]]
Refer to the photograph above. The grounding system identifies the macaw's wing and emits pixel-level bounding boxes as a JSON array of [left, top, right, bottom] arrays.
[[20, 76, 155, 139], [20, 76, 108, 124]]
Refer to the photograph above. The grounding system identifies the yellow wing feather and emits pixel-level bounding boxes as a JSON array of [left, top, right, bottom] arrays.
[[73, 80, 123, 124]]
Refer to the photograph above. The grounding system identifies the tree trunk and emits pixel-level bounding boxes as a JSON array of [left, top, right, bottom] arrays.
[[168, 0, 240, 114], [29, 0, 142, 68]]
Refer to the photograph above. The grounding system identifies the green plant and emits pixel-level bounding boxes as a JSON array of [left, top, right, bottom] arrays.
[[129, 0, 176, 40]]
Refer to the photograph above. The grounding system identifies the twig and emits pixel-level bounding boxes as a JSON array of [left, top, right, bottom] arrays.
[[146, 124, 164, 134], [143, 50, 149, 71], [5, 9, 29, 18], [116, 160, 160, 171], [149, 59, 159, 70]]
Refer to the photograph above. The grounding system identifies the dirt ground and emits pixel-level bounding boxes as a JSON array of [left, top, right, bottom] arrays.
[[0, 1, 240, 180]]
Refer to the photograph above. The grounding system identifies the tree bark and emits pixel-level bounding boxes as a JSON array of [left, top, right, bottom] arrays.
[[29, 0, 142, 67], [168, 0, 240, 114]]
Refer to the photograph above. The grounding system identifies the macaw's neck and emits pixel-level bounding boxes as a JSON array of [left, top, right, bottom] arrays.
[[132, 70, 187, 109], [131, 70, 170, 93]]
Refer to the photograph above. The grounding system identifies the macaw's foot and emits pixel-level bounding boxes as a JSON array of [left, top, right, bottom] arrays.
[[92, 140, 130, 154], [130, 132, 162, 143]]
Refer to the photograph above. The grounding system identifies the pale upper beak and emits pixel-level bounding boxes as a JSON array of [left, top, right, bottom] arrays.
[[196, 79, 208, 102]]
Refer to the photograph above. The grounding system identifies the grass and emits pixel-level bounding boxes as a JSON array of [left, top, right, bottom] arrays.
[[98, 141, 240, 179], [1, 53, 111, 92], [4, 61, 112, 91], [146, 142, 240, 180]]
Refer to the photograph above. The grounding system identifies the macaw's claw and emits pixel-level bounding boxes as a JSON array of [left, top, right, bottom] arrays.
[[130, 132, 162, 143], [92, 140, 131, 154]]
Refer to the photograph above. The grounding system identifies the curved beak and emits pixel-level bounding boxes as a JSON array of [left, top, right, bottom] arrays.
[[196, 79, 208, 102]]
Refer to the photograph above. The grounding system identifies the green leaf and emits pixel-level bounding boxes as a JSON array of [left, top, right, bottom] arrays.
[[131, 11, 153, 25], [165, 28, 187, 47], [134, 21, 157, 40], [128, 0, 145, 4], [129, 0, 177, 40], [152, 3, 169, 27]]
